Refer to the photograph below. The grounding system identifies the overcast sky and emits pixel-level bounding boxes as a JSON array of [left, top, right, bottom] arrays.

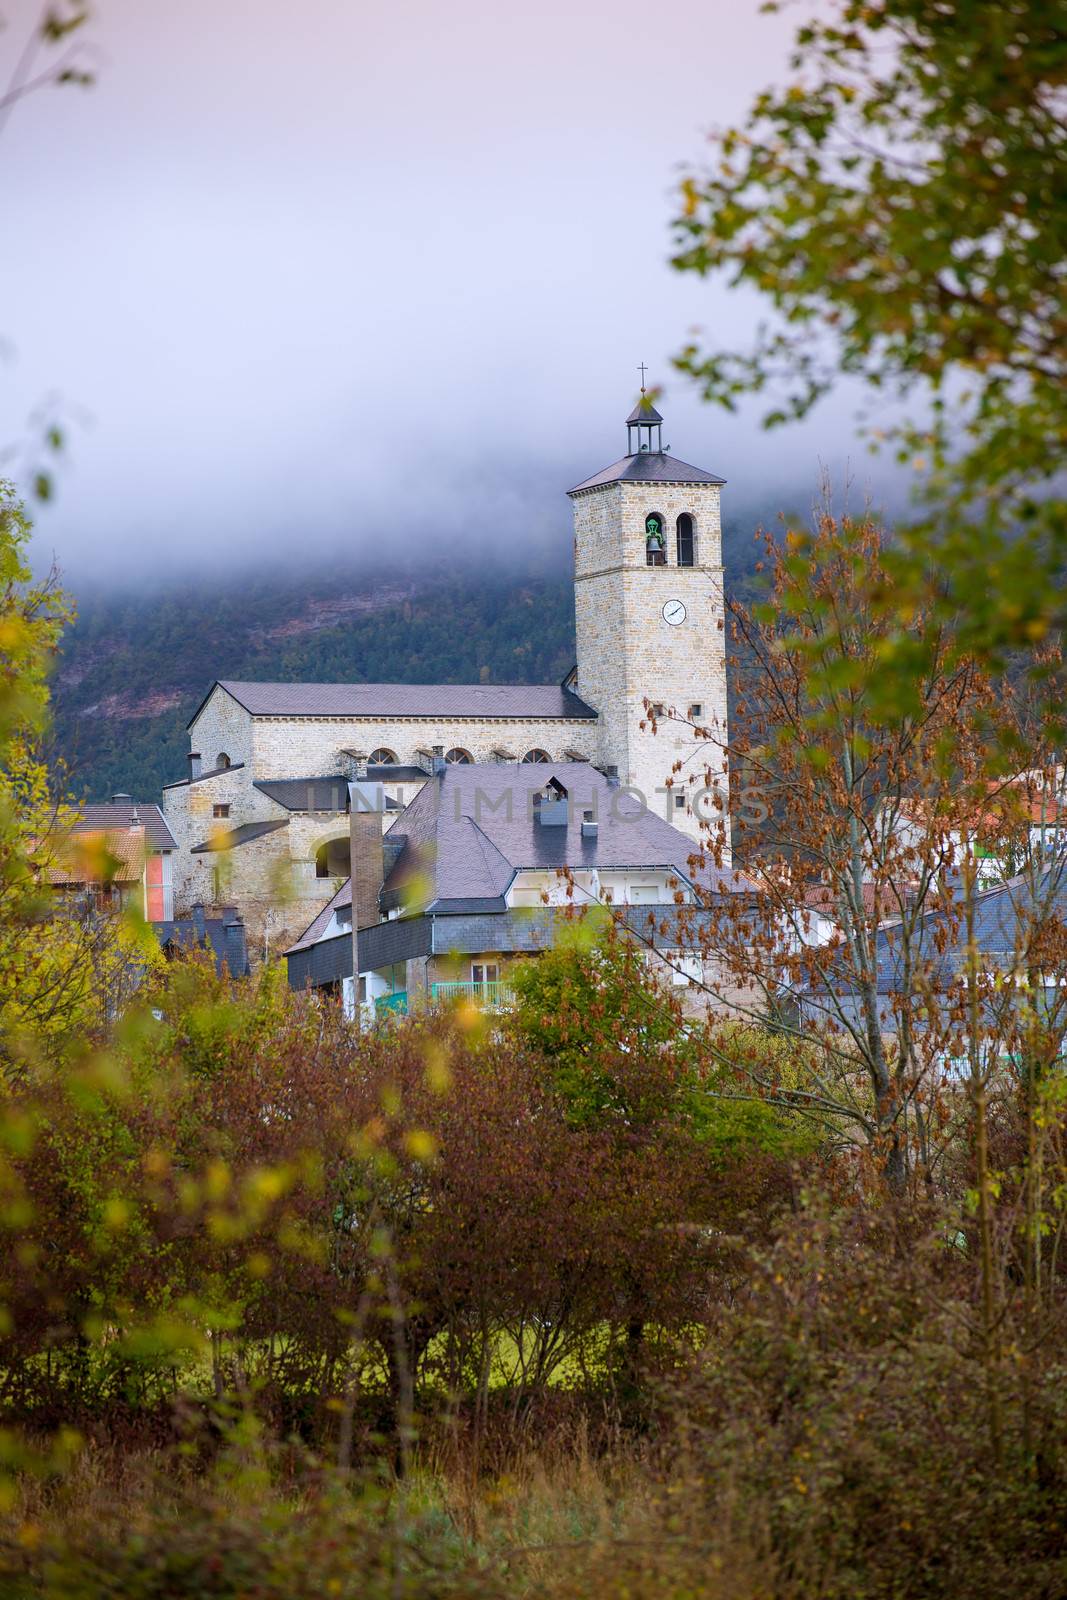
[[1, 0, 895, 583]]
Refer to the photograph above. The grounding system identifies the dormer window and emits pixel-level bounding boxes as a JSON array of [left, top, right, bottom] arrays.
[[534, 777, 569, 827], [676, 513, 695, 567], [645, 513, 666, 566]]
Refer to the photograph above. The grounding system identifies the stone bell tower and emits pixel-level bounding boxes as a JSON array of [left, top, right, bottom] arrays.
[[568, 386, 730, 852]]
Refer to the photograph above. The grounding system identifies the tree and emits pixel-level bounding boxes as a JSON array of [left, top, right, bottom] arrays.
[[672, 0, 1067, 699], [507, 915, 691, 1128], [667, 509, 1067, 1194], [0, 485, 161, 1072]]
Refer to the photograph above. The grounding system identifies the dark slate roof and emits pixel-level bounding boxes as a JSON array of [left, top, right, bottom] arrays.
[[191, 820, 288, 853], [384, 762, 750, 914], [192, 680, 596, 725], [873, 868, 1067, 988], [162, 762, 245, 792], [626, 396, 664, 424], [805, 864, 1067, 1006], [368, 764, 431, 783], [255, 776, 353, 812], [154, 915, 249, 978], [569, 452, 726, 494], [73, 803, 177, 851], [254, 780, 404, 819]]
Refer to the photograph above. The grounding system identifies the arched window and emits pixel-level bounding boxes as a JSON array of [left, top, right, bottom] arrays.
[[315, 836, 351, 879], [645, 512, 666, 566], [216, 752, 231, 769], [676, 513, 695, 567], [445, 747, 473, 765], [369, 747, 398, 765], [521, 749, 551, 764]]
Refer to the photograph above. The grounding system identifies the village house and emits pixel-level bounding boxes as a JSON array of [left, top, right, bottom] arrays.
[[285, 762, 748, 1017], [47, 796, 250, 977], [50, 795, 178, 921]]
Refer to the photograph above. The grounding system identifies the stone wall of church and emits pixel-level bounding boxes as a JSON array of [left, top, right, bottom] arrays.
[[243, 812, 361, 957], [162, 765, 284, 920], [163, 782, 362, 956], [187, 689, 254, 772], [248, 716, 599, 779], [572, 479, 730, 852]]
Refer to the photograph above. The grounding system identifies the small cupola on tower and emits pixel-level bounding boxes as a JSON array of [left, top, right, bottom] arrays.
[[625, 388, 664, 456]]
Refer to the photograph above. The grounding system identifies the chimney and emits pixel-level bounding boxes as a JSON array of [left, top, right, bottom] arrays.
[[349, 786, 385, 925], [349, 785, 386, 1026], [111, 791, 132, 806], [188, 752, 202, 781], [190, 901, 206, 944], [432, 744, 446, 776], [222, 910, 248, 978]]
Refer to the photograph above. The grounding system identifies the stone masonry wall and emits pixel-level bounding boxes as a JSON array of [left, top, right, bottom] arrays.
[[187, 689, 255, 772], [162, 765, 283, 920], [572, 478, 730, 853], [249, 715, 599, 779]]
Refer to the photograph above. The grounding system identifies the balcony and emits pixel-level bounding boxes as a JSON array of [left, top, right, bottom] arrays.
[[373, 991, 408, 1016], [430, 980, 513, 1010]]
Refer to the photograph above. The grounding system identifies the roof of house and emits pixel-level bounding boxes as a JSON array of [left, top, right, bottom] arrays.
[[286, 763, 754, 956], [803, 881, 920, 924], [190, 820, 288, 853], [569, 452, 726, 494], [190, 680, 597, 728], [894, 780, 1067, 834], [48, 828, 149, 886], [288, 763, 751, 952], [70, 803, 177, 851], [809, 865, 1067, 1001], [365, 763, 432, 784]]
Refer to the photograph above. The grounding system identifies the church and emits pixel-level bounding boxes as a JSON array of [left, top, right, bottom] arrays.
[[160, 390, 731, 957]]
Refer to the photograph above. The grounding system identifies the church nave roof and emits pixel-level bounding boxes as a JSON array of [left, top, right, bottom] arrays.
[[193, 680, 597, 726]]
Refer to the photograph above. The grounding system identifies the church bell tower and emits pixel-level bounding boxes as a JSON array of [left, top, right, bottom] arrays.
[[568, 385, 730, 851]]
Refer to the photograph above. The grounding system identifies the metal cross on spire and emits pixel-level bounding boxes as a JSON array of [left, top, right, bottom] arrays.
[[638, 361, 648, 391]]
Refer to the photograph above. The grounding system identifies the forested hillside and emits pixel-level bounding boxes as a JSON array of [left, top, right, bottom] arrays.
[[51, 566, 578, 802], [51, 510, 771, 803]]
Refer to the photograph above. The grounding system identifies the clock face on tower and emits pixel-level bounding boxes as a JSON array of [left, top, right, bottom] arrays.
[[662, 599, 687, 627]]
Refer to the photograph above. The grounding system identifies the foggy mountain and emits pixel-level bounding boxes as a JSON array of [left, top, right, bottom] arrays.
[[51, 500, 794, 804]]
